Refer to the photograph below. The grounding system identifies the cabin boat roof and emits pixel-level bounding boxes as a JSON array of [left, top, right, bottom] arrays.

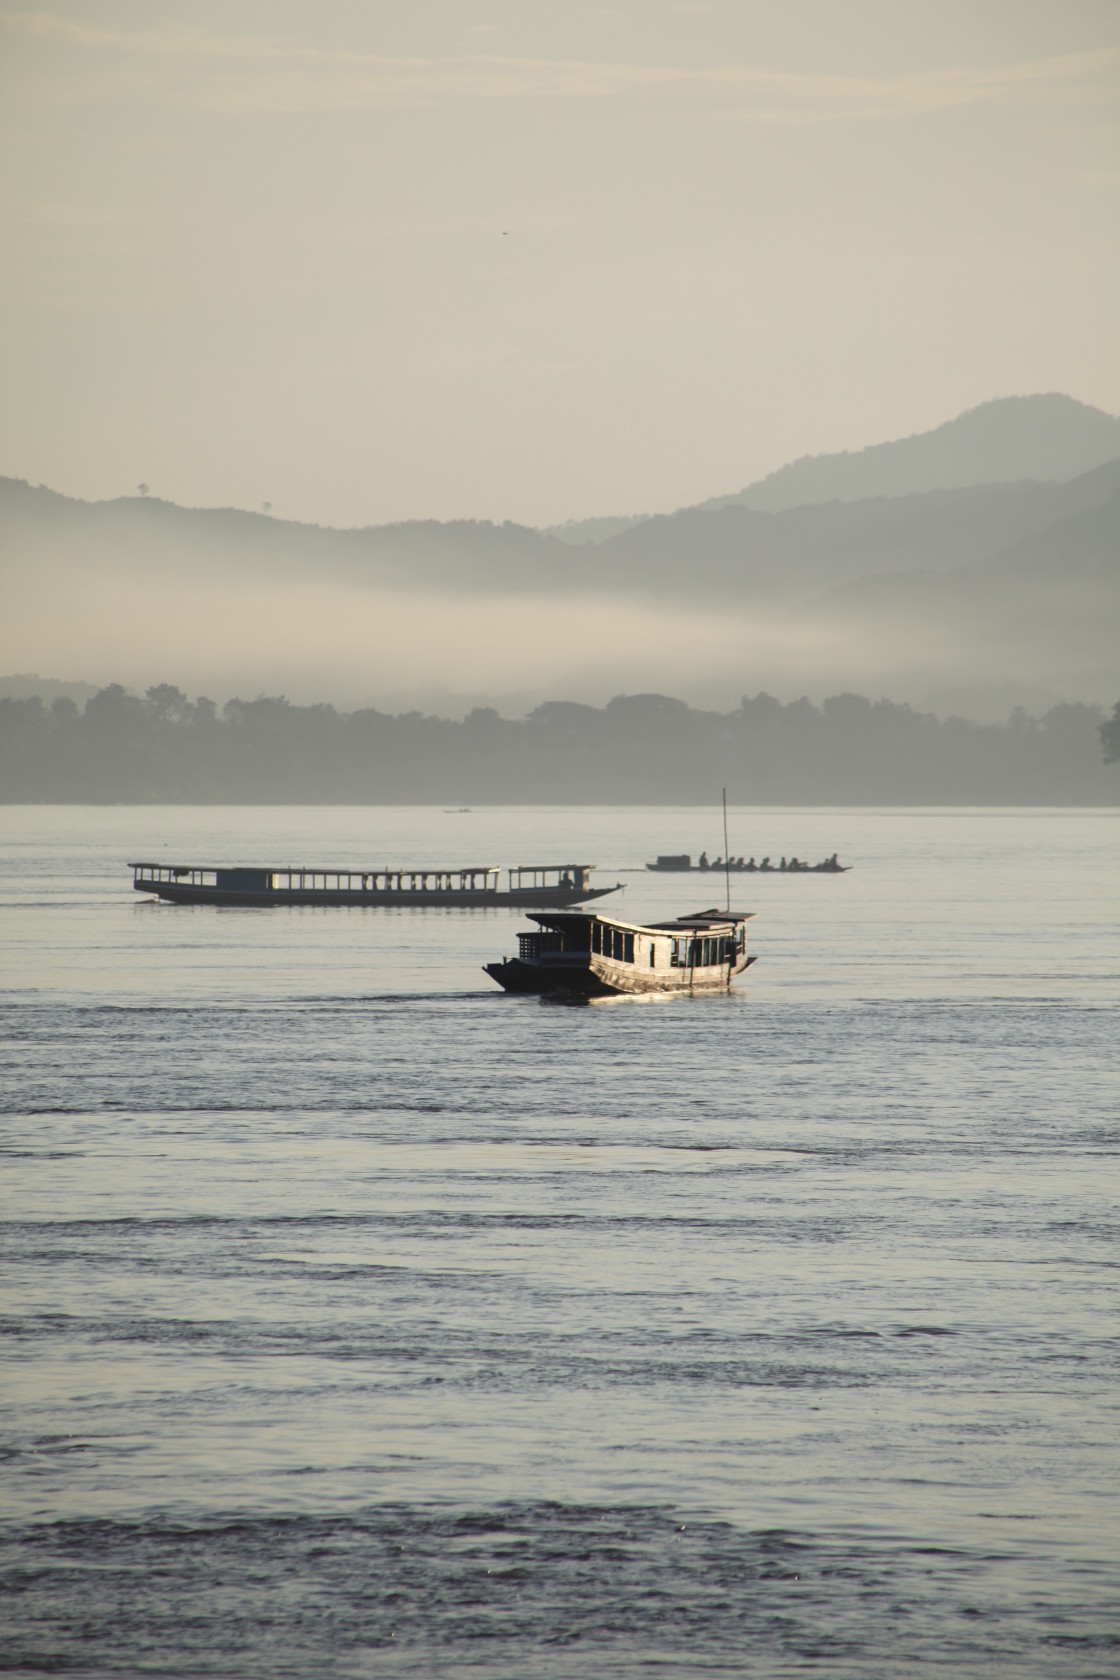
[[128, 860, 595, 874], [529, 907, 755, 935]]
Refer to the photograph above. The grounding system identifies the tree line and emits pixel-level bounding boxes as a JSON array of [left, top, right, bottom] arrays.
[[1, 683, 1116, 804]]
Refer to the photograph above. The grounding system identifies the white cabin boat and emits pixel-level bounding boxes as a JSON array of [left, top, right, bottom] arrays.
[[484, 907, 757, 998]]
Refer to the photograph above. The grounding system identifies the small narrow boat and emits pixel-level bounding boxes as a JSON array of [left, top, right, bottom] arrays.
[[646, 853, 848, 873], [484, 906, 757, 997], [129, 861, 619, 909]]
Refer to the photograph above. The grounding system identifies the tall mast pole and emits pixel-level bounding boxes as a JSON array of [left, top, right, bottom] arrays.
[[722, 787, 731, 913]]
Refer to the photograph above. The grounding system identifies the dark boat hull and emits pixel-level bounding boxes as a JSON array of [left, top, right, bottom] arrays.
[[646, 864, 848, 874], [134, 881, 620, 909], [485, 952, 758, 998]]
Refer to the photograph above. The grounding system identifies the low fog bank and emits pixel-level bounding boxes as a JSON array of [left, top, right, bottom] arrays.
[[2, 684, 1116, 806], [3, 450, 1115, 720]]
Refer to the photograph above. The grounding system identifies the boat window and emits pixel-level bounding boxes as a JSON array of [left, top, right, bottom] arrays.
[[624, 933, 634, 963], [649, 943, 656, 967], [592, 921, 601, 954], [670, 939, 679, 967]]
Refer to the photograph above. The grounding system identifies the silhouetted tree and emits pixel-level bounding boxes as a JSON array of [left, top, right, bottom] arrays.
[[0, 685, 1116, 804], [1101, 701, 1120, 764], [145, 684, 192, 724]]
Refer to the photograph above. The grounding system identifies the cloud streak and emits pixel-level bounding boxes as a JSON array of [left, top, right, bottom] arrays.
[[5, 11, 1117, 122]]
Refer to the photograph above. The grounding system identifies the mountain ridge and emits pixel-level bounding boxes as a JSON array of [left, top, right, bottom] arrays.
[[545, 394, 1120, 544], [4, 453, 1118, 603]]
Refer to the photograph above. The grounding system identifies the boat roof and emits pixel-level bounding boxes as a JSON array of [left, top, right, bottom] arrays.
[[529, 907, 755, 934], [129, 860, 593, 873]]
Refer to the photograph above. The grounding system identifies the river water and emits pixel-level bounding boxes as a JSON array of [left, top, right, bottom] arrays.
[[1, 806, 1117, 1678]]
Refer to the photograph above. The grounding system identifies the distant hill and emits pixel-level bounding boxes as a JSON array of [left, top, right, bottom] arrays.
[[3, 402, 1117, 717], [696, 394, 1120, 514], [542, 513, 650, 547], [593, 459, 1120, 600], [4, 458, 1116, 605]]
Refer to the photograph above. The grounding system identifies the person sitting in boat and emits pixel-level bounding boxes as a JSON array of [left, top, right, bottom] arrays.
[[746, 857, 756, 871], [780, 856, 787, 871], [760, 856, 771, 870], [699, 851, 710, 870], [560, 870, 572, 888]]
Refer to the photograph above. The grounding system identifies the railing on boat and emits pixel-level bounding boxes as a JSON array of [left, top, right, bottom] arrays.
[[130, 862, 504, 895]]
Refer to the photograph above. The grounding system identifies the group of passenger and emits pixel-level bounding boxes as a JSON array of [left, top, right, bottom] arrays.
[[697, 852, 843, 873]]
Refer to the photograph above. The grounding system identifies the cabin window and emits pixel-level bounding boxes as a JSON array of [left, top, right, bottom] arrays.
[[624, 933, 634, 963], [592, 922, 602, 955], [670, 939, 679, 967], [649, 943, 656, 967]]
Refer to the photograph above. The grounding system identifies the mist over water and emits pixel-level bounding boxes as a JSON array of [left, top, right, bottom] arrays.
[[1, 806, 1118, 1676]]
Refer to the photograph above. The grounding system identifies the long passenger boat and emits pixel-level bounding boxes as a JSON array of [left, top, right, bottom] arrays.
[[129, 861, 620, 909], [484, 906, 757, 997]]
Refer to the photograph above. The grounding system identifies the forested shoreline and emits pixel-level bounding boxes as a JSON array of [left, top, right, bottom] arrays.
[[1, 684, 1116, 805]]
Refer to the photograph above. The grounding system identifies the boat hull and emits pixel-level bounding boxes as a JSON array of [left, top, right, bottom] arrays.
[[646, 863, 848, 874], [134, 880, 620, 909], [484, 952, 758, 997]]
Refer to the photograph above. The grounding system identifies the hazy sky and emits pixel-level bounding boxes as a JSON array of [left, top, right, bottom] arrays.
[[1, 0, 1118, 526]]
